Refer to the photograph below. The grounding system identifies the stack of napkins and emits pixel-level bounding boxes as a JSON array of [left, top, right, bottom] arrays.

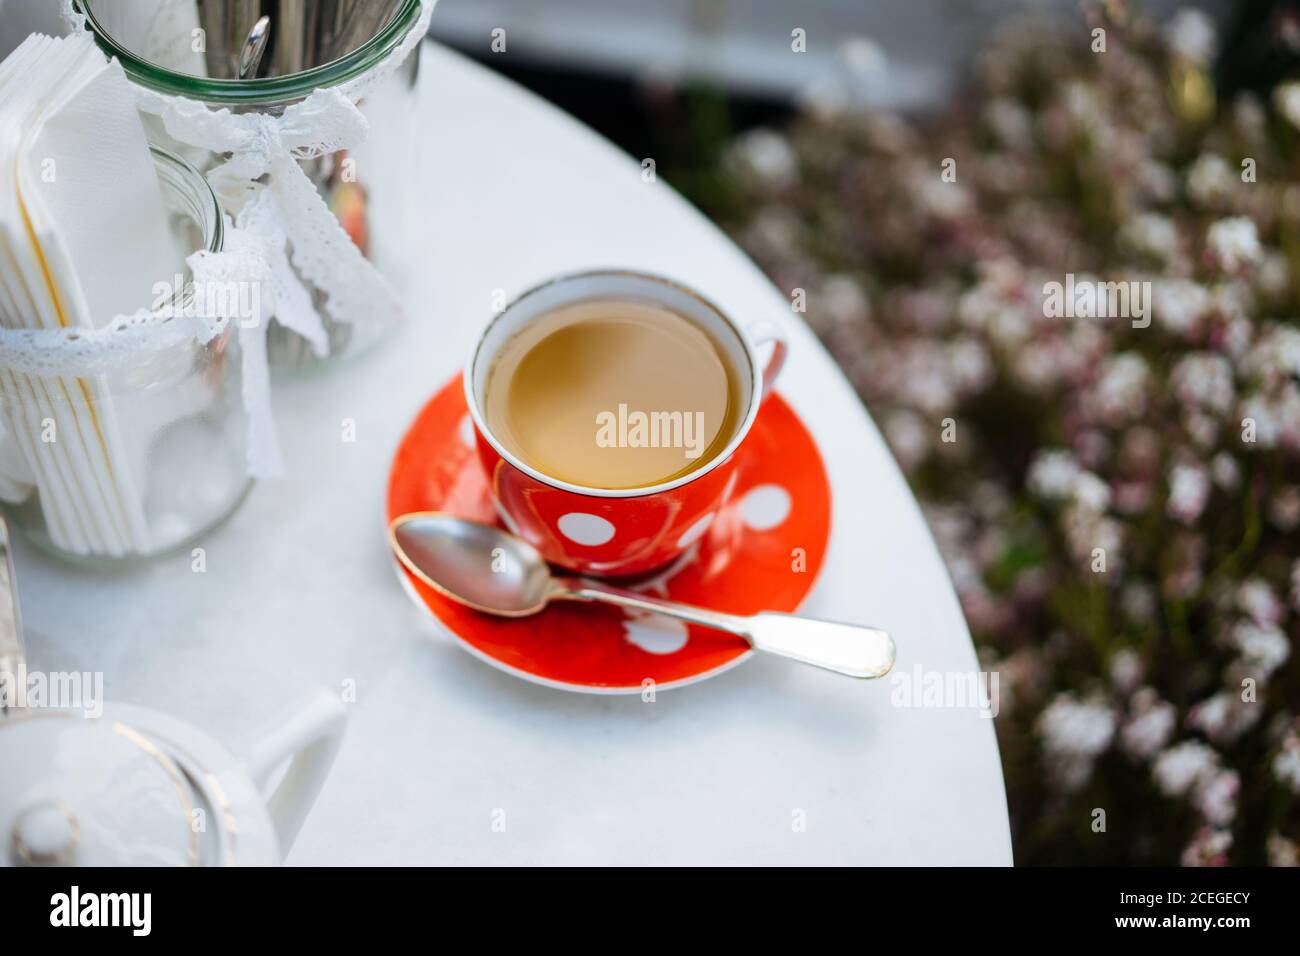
[[0, 33, 178, 556]]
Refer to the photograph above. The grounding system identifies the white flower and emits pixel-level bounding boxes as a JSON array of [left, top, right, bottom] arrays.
[[1167, 462, 1211, 525], [1072, 472, 1111, 513], [1238, 394, 1283, 449], [820, 275, 870, 327], [985, 98, 1034, 149], [1165, 9, 1217, 66], [1238, 579, 1283, 626], [1089, 353, 1151, 423], [947, 338, 993, 392], [1109, 649, 1144, 694], [1232, 620, 1290, 679], [1153, 278, 1210, 335], [1183, 411, 1220, 450], [733, 129, 798, 188], [1274, 81, 1300, 131], [1121, 213, 1179, 262], [1186, 154, 1235, 207], [1211, 452, 1241, 490], [1027, 450, 1080, 500], [1274, 735, 1300, 794], [1195, 770, 1238, 826], [1207, 217, 1263, 271], [1172, 353, 1235, 414], [912, 169, 972, 220], [1139, 160, 1178, 204], [1063, 81, 1102, 129], [884, 410, 929, 472], [1039, 694, 1117, 756], [1267, 833, 1299, 867], [1038, 693, 1116, 790], [1243, 325, 1300, 380], [797, 77, 847, 121], [1121, 688, 1176, 759], [1256, 251, 1291, 298], [838, 35, 886, 75], [1062, 504, 1122, 568], [1034, 697, 1118, 790], [1153, 740, 1220, 797], [897, 347, 957, 415], [1187, 691, 1261, 745]]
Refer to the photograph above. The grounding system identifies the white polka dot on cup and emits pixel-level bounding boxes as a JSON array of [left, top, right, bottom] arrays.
[[557, 512, 616, 546], [676, 512, 715, 549], [740, 484, 791, 531], [458, 414, 475, 448]]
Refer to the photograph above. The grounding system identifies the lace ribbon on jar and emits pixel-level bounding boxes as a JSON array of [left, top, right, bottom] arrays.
[[0, 227, 283, 478], [61, 0, 438, 361]]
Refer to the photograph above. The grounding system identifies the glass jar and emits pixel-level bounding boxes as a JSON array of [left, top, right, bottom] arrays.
[[0, 148, 251, 566], [74, 0, 426, 373]]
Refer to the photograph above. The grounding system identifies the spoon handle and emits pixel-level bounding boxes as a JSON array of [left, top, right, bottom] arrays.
[[555, 580, 895, 680]]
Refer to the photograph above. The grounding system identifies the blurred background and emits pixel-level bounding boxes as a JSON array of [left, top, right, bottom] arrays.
[[426, 0, 1300, 868], [429, 0, 1228, 198]]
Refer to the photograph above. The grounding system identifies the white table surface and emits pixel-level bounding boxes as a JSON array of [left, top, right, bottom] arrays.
[[15, 42, 1013, 866]]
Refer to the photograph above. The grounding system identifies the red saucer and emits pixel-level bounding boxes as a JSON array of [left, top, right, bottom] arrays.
[[386, 373, 832, 692]]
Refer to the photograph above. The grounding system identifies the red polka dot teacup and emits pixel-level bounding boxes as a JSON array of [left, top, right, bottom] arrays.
[[464, 270, 787, 578]]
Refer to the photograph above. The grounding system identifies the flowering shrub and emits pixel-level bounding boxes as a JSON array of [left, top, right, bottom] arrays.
[[720, 5, 1299, 864]]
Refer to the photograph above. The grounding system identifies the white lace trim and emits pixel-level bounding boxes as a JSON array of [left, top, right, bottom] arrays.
[[0, 229, 283, 477], [62, 0, 437, 352]]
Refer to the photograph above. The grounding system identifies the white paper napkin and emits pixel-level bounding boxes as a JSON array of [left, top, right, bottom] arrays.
[[0, 32, 182, 555]]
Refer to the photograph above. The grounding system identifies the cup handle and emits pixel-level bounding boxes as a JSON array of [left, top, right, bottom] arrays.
[[746, 318, 788, 403], [241, 689, 347, 856]]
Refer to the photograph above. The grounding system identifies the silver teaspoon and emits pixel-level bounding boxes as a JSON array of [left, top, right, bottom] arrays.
[[389, 512, 896, 680], [236, 15, 272, 81]]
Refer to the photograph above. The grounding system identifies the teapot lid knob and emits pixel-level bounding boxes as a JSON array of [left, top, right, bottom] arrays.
[[11, 800, 78, 866]]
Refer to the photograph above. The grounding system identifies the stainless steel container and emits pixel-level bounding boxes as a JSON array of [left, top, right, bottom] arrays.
[[76, 0, 426, 372]]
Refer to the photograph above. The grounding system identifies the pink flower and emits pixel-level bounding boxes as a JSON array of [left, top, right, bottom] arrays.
[[1182, 827, 1232, 867]]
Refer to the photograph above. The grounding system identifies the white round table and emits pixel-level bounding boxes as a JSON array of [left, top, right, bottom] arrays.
[[15, 42, 1012, 865]]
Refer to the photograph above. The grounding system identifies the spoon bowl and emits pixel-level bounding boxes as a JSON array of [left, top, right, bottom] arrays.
[[390, 512, 553, 616]]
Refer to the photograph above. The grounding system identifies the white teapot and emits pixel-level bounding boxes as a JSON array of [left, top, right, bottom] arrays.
[[0, 519, 345, 867]]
